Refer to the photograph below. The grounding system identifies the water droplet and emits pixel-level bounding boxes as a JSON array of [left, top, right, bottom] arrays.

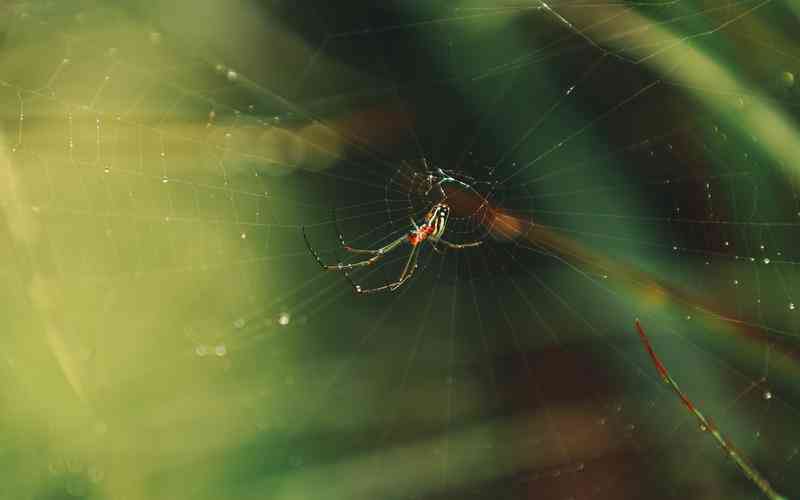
[[763, 258, 771, 265], [233, 318, 246, 329], [764, 391, 773, 400], [161, 176, 169, 183], [733, 279, 739, 286], [700, 424, 707, 432], [781, 71, 795, 87], [240, 232, 247, 239], [195, 344, 208, 357], [278, 312, 291, 326], [724, 241, 730, 247], [215, 344, 227, 357], [226, 69, 238, 82]]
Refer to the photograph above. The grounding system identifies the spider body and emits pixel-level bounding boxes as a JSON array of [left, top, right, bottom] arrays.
[[303, 202, 482, 294], [408, 203, 449, 246]]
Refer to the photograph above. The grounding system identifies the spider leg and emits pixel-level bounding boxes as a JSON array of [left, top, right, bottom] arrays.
[[332, 207, 385, 255], [348, 242, 422, 294], [302, 226, 340, 269], [340, 242, 386, 255], [438, 238, 483, 249], [303, 227, 407, 271], [331, 235, 407, 270]]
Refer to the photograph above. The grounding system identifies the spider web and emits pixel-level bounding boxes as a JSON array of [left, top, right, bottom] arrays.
[[1, 1, 800, 499]]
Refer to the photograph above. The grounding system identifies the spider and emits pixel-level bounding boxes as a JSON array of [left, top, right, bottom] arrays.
[[302, 202, 483, 294]]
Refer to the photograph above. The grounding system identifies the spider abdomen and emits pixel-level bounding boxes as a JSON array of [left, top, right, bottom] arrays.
[[408, 225, 435, 246]]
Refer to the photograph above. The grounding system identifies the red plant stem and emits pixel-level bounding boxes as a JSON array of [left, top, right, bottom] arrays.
[[634, 320, 786, 500]]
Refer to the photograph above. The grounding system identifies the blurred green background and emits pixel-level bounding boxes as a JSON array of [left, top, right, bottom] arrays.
[[1, 1, 800, 499]]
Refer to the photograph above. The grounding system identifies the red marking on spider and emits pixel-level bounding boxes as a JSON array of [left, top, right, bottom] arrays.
[[408, 225, 434, 246]]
